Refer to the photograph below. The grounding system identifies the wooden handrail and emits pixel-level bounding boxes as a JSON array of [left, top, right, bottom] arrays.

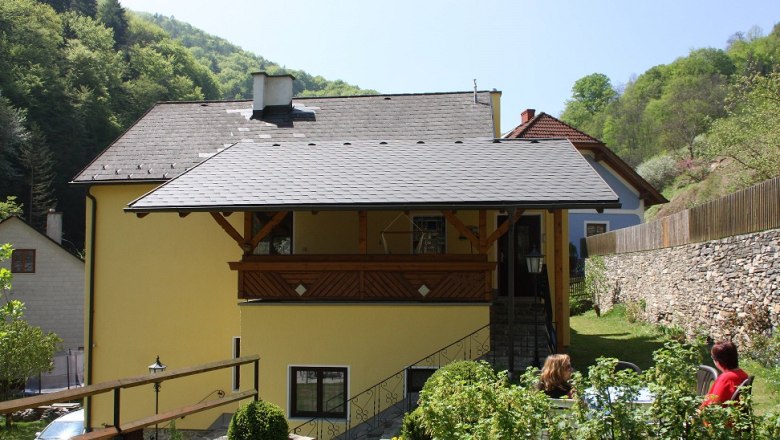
[[73, 389, 257, 440], [0, 355, 259, 414]]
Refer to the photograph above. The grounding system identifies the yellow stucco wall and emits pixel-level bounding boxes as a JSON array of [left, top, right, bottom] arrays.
[[240, 303, 489, 425], [85, 183, 568, 431], [86, 184, 244, 429]]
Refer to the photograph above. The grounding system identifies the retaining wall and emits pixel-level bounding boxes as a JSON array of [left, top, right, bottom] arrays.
[[594, 228, 780, 345]]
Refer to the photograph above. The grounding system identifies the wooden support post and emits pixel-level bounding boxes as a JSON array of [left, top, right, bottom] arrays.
[[479, 210, 491, 300], [358, 211, 367, 254], [210, 212, 246, 251], [249, 211, 288, 250], [554, 209, 565, 353], [243, 212, 253, 255]]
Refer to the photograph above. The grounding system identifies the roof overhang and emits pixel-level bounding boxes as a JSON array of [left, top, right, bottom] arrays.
[[125, 139, 621, 214]]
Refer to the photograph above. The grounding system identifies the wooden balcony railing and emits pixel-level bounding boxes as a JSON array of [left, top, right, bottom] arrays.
[[229, 254, 495, 302]]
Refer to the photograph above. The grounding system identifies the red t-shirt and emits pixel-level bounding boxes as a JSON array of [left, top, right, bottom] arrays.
[[702, 368, 749, 406]]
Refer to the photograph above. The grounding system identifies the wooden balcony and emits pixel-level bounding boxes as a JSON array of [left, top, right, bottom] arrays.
[[229, 254, 495, 302]]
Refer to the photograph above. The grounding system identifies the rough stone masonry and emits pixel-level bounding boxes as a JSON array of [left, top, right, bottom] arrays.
[[594, 228, 780, 346]]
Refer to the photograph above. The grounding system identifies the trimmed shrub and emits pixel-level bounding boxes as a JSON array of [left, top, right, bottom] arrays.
[[400, 407, 430, 440], [227, 400, 288, 440]]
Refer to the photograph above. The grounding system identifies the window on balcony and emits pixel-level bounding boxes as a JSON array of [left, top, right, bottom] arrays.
[[11, 249, 35, 273], [412, 215, 446, 254], [252, 212, 293, 255], [290, 366, 347, 418]]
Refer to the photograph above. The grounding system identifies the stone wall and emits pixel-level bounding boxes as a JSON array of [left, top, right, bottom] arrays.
[[594, 228, 780, 345]]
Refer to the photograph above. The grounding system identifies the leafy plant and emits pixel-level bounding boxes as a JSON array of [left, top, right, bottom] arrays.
[[400, 407, 430, 440], [637, 152, 680, 190], [584, 255, 610, 314], [227, 400, 287, 440], [624, 300, 646, 323]]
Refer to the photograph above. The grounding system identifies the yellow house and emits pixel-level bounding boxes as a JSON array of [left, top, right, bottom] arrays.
[[72, 73, 618, 438]]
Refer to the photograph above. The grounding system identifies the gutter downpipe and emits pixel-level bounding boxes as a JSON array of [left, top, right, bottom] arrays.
[[507, 207, 517, 379], [85, 187, 97, 432]]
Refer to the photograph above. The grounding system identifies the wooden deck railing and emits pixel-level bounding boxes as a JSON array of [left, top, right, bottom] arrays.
[[230, 254, 495, 302], [0, 355, 260, 440]]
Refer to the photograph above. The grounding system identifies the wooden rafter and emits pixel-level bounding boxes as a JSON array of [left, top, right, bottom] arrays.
[[249, 211, 288, 250], [441, 210, 480, 250], [210, 212, 245, 250], [484, 209, 525, 248]]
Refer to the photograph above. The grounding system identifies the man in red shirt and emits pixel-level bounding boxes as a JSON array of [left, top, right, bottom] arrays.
[[701, 341, 749, 407]]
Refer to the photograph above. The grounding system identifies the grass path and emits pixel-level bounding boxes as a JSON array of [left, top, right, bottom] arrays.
[[568, 307, 778, 414]]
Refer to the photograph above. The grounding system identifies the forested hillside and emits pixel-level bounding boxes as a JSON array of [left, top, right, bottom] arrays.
[[0, 0, 375, 251], [559, 24, 780, 219]]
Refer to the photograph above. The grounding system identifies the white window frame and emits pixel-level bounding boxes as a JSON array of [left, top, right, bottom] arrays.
[[411, 214, 447, 254], [584, 221, 610, 237]]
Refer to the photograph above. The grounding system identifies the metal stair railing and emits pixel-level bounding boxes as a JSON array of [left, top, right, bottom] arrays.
[[291, 323, 491, 440]]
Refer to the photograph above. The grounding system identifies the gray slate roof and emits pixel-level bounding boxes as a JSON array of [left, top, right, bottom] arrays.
[[73, 92, 495, 183], [126, 139, 620, 212]]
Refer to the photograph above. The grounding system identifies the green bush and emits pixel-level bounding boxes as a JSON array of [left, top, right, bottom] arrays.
[[400, 407, 430, 440], [637, 153, 679, 190], [227, 400, 288, 440]]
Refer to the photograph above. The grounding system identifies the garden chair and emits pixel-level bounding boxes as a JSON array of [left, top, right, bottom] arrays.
[[614, 361, 642, 373], [729, 375, 755, 402], [696, 365, 718, 396]]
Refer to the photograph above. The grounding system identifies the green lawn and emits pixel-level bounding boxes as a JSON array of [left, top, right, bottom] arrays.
[[0, 420, 47, 440], [569, 307, 779, 415]]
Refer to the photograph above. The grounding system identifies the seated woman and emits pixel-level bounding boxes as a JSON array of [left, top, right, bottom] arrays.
[[535, 354, 574, 398], [701, 341, 749, 407]]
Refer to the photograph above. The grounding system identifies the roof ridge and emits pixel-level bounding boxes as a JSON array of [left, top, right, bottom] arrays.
[[152, 90, 499, 105]]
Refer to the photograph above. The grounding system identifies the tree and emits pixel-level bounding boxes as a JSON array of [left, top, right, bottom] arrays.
[[16, 128, 57, 230], [0, 196, 23, 221], [0, 97, 28, 190], [97, 0, 128, 47], [68, 0, 97, 18], [561, 73, 617, 139], [704, 72, 780, 184], [0, 244, 61, 413]]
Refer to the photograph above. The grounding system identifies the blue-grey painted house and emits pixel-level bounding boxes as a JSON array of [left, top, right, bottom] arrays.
[[504, 109, 667, 261]]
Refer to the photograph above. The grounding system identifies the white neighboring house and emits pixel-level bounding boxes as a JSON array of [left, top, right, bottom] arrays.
[[0, 212, 84, 354]]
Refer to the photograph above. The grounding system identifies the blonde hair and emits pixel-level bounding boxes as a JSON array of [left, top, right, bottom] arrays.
[[539, 354, 572, 392]]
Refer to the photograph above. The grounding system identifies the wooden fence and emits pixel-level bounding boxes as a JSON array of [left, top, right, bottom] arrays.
[[587, 176, 780, 256]]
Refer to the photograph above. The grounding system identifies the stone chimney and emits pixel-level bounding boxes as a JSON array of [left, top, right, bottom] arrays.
[[521, 108, 536, 123], [251, 72, 295, 119], [46, 209, 62, 244]]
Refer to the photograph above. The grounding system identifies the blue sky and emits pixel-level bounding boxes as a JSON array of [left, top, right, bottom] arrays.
[[120, 0, 779, 134]]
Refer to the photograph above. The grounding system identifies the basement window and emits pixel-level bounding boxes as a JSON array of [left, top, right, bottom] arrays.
[[11, 249, 35, 273], [290, 366, 348, 418]]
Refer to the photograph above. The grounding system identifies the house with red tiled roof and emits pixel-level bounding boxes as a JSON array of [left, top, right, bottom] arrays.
[[504, 109, 666, 260]]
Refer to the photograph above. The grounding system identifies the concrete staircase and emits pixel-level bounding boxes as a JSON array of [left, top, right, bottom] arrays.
[[484, 296, 551, 375]]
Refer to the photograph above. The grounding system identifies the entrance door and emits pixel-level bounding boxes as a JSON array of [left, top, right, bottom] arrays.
[[497, 214, 542, 296]]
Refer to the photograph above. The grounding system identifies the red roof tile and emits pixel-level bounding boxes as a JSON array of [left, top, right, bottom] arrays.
[[504, 112, 602, 144]]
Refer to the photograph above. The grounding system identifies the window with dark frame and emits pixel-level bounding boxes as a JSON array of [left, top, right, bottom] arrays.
[[290, 366, 347, 418], [252, 212, 293, 255], [585, 223, 608, 237], [11, 249, 35, 273], [412, 215, 446, 254], [232, 337, 240, 392]]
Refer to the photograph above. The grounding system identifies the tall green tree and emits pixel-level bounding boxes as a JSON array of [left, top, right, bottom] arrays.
[[68, 0, 96, 18], [97, 0, 127, 47], [0, 197, 23, 221], [560, 73, 617, 139], [16, 128, 57, 230]]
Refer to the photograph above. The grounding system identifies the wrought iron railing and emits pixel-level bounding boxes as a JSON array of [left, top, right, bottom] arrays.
[[291, 324, 491, 440]]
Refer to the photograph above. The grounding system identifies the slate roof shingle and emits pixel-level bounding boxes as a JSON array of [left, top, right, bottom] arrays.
[[126, 139, 619, 212], [73, 92, 496, 183]]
